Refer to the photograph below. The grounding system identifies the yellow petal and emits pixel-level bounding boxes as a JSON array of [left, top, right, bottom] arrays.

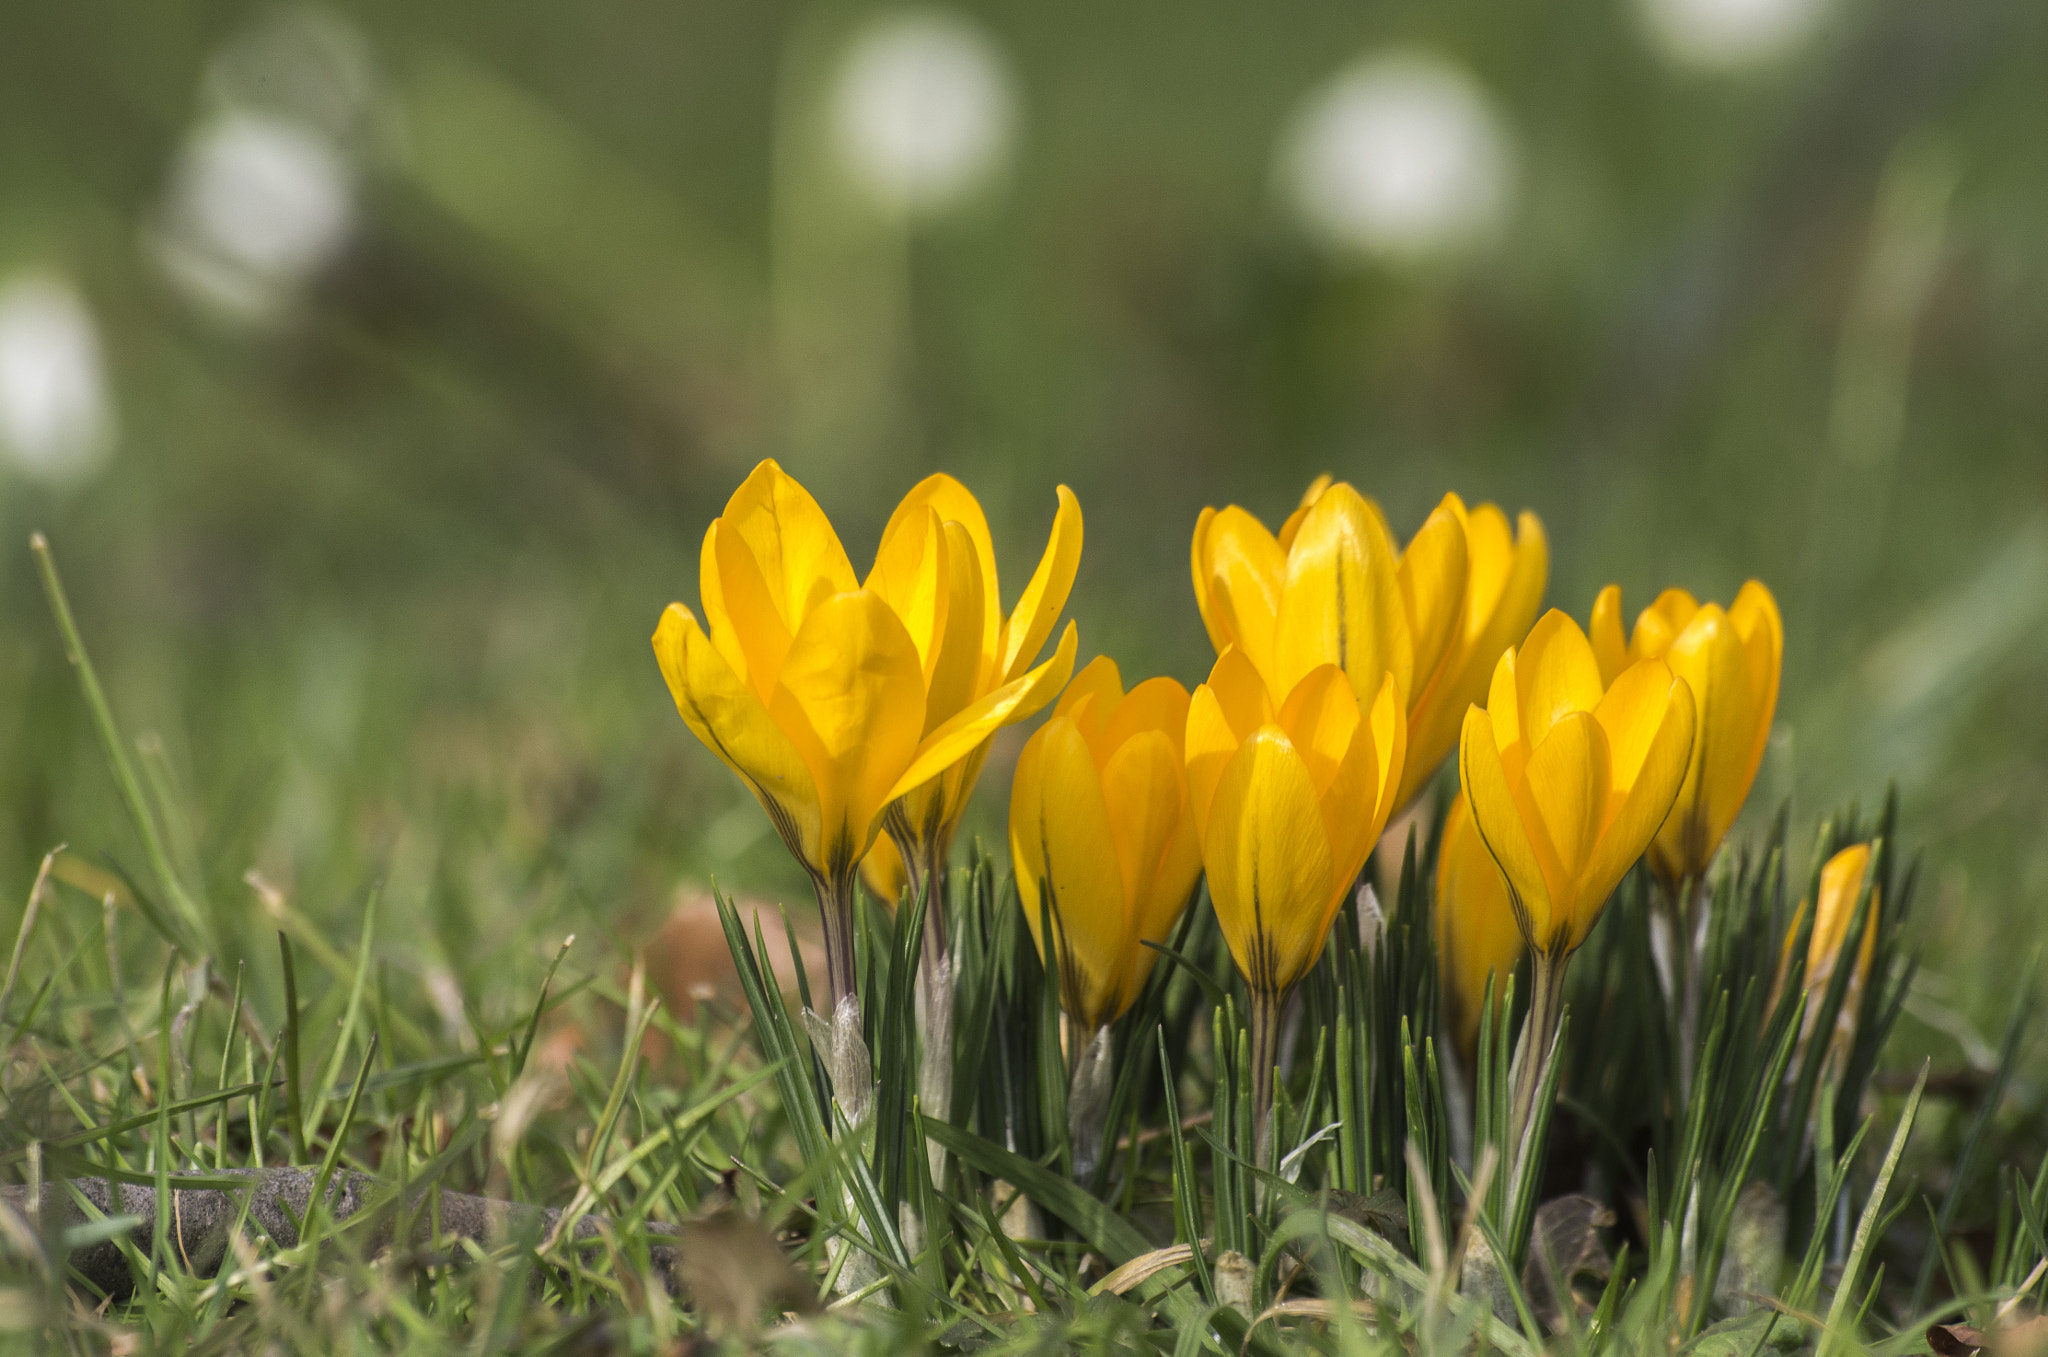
[[1057, 654, 1126, 729], [1127, 784, 1202, 1001], [884, 473, 1001, 668], [1001, 485, 1084, 683], [1319, 673, 1403, 889], [1460, 703, 1554, 952], [1436, 792, 1525, 1055], [1589, 585, 1629, 689], [922, 519, 989, 732], [719, 460, 857, 632], [1514, 610, 1605, 754], [1101, 729, 1186, 1001], [888, 620, 1079, 805], [1486, 645, 1523, 763], [1274, 663, 1362, 796], [1807, 842, 1873, 980], [1522, 711, 1610, 897], [653, 603, 823, 869], [1653, 604, 1758, 879], [1631, 588, 1700, 660], [1398, 496, 1471, 700], [1731, 577, 1783, 773], [1276, 474, 1335, 554], [710, 520, 794, 704], [1192, 506, 1287, 677], [1010, 719, 1127, 1030], [1100, 676, 1192, 761], [1577, 662, 1694, 946], [1203, 727, 1336, 995], [1273, 483, 1412, 706], [1398, 503, 1546, 809], [1185, 686, 1239, 846], [864, 507, 950, 676], [767, 590, 927, 876]]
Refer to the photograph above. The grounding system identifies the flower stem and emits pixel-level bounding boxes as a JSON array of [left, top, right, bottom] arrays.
[[1508, 950, 1566, 1182], [814, 869, 861, 1029], [1249, 986, 1284, 1169]]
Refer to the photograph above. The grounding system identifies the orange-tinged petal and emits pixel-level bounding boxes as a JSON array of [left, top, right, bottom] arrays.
[[1001, 485, 1084, 683], [1514, 610, 1605, 753], [1204, 727, 1337, 995], [1398, 496, 1471, 698], [1589, 585, 1629, 689], [888, 621, 1079, 805], [1273, 483, 1412, 703], [720, 460, 857, 632], [653, 603, 823, 869], [1461, 703, 1554, 951], [710, 520, 794, 703], [768, 590, 927, 874], [1576, 664, 1693, 947], [1192, 506, 1286, 678], [1522, 711, 1610, 897], [1010, 719, 1127, 1030], [1436, 792, 1525, 1055]]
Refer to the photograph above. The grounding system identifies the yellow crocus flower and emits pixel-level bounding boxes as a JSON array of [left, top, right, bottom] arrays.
[[1010, 657, 1203, 1034], [653, 460, 1077, 1014], [1458, 609, 1697, 959], [1186, 649, 1407, 1001], [1591, 581, 1782, 886], [1436, 791, 1525, 1057], [871, 474, 1085, 888], [1775, 842, 1879, 1054], [1191, 476, 1545, 811]]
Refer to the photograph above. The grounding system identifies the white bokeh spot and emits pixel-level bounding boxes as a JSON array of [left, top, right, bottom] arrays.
[[1640, 0, 1828, 69], [830, 10, 1016, 217], [1281, 50, 1514, 263], [0, 272, 115, 483]]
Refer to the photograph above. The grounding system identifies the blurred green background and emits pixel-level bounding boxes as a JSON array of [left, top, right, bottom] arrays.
[[1, 0, 2043, 1042]]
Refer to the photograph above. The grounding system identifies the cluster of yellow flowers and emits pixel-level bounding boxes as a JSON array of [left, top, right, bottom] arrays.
[[653, 460, 1823, 1114]]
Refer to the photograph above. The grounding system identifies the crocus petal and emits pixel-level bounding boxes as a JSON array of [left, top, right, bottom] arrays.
[[767, 590, 928, 875], [1100, 676, 1191, 761], [1589, 585, 1629, 689], [1192, 506, 1286, 678], [1204, 727, 1336, 995], [1461, 703, 1554, 951], [720, 460, 857, 632], [864, 507, 950, 678], [1101, 730, 1185, 958], [1658, 604, 1759, 874], [884, 472, 1001, 668], [1577, 664, 1694, 946], [1275, 474, 1335, 553], [1631, 588, 1699, 659], [1010, 718, 1128, 1030], [1731, 578, 1783, 777], [1001, 485, 1084, 683], [1127, 786, 1202, 1002], [710, 519, 795, 704], [1523, 711, 1610, 901], [654, 602, 823, 868], [1398, 496, 1470, 699], [1274, 663, 1362, 796], [1273, 483, 1412, 704], [1514, 610, 1605, 754], [1320, 672, 1404, 889], [1436, 793, 1525, 1055], [922, 519, 988, 732], [1057, 654, 1127, 728], [888, 620, 1079, 805]]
